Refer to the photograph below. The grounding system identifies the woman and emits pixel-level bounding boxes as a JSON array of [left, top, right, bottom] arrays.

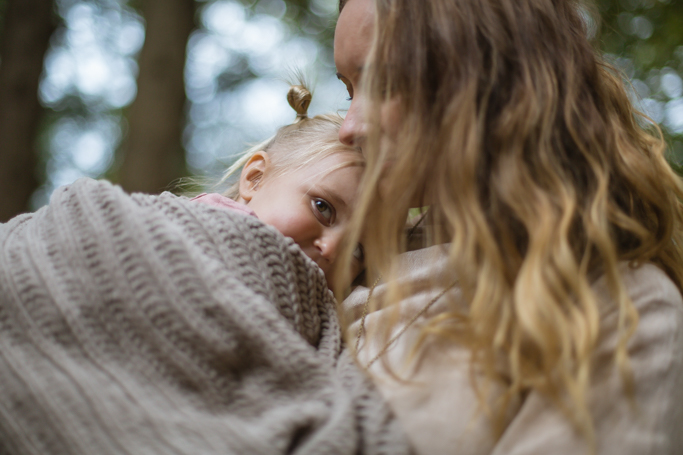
[[333, 0, 683, 453]]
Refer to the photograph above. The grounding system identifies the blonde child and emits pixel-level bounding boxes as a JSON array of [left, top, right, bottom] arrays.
[[192, 85, 365, 285], [0, 89, 410, 455]]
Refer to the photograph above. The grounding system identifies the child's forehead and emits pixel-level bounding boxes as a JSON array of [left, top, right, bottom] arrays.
[[301, 158, 364, 186], [275, 150, 364, 178], [269, 153, 363, 200]]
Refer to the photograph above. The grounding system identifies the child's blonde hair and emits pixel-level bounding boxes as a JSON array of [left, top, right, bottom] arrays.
[[220, 85, 359, 200]]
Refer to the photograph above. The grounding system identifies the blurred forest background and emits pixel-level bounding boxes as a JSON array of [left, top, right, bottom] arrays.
[[0, 0, 682, 222]]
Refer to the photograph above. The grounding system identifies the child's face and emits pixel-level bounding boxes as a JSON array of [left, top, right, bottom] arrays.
[[243, 151, 364, 285]]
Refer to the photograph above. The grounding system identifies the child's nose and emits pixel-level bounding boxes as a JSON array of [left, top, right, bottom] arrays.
[[314, 232, 342, 262]]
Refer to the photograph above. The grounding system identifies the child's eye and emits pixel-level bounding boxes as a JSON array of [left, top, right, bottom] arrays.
[[313, 199, 335, 224], [352, 243, 364, 263]]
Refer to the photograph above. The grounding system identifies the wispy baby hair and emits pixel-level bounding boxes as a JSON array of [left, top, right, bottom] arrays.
[[221, 84, 357, 199]]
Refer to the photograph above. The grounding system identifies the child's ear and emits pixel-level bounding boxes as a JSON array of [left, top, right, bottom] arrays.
[[238, 151, 271, 203]]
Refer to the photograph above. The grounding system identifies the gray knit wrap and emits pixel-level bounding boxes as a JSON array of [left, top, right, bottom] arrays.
[[0, 178, 411, 455]]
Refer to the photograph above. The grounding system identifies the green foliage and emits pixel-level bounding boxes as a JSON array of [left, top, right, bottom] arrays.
[[597, 0, 683, 71], [595, 0, 683, 166]]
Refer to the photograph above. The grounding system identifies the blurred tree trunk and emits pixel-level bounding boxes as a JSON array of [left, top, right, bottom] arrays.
[[119, 0, 196, 194], [0, 0, 55, 222]]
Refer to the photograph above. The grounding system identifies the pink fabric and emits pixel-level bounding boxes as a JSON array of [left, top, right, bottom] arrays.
[[190, 193, 257, 217]]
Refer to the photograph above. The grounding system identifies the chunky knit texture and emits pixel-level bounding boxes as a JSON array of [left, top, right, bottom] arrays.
[[0, 178, 411, 455]]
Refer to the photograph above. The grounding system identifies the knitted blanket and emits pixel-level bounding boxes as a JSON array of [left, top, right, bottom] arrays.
[[0, 178, 410, 455]]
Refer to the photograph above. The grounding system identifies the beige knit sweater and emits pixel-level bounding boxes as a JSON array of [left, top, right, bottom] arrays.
[[0, 178, 411, 455]]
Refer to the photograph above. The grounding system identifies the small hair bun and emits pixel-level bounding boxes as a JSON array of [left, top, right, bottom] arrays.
[[287, 85, 312, 121]]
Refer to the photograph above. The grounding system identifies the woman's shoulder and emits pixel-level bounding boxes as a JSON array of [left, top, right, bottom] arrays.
[[491, 263, 683, 454], [593, 262, 683, 318], [628, 262, 682, 303]]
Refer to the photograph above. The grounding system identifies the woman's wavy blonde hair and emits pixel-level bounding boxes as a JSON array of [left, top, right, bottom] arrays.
[[335, 0, 683, 448]]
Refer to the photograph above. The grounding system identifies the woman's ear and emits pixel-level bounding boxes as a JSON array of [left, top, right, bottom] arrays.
[[238, 151, 271, 203]]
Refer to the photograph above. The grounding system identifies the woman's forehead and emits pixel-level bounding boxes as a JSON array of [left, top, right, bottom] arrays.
[[334, 0, 375, 77], [301, 152, 365, 177]]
